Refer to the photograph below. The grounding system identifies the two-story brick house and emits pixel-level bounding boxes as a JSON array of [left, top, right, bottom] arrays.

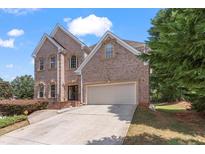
[[32, 25, 149, 105]]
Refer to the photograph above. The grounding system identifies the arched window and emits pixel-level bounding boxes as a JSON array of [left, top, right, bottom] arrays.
[[69, 55, 77, 69], [39, 84, 44, 98], [50, 84, 56, 98], [105, 43, 113, 59]]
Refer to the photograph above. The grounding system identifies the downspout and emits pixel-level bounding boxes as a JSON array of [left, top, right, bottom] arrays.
[[56, 53, 60, 102], [80, 71, 83, 104]]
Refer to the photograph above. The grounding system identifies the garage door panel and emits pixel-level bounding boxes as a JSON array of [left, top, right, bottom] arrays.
[[87, 83, 137, 105]]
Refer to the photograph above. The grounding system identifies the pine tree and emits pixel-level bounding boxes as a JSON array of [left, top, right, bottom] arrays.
[[142, 9, 205, 111]]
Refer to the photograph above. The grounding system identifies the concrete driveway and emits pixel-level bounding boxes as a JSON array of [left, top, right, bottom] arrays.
[[0, 105, 136, 145]]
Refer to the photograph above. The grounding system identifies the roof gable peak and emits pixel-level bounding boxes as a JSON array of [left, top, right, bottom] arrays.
[[75, 31, 142, 74], [50, 24, 87, 47], [32, 33, 64, 57]]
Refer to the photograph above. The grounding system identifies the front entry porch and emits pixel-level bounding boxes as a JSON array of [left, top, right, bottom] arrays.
[[68, 85, 78, 101]]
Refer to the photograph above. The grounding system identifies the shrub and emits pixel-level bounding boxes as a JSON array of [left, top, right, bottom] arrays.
[[0, 100, 48, 116], [190, 96, 205, 112], [0, 78, 13, 99]]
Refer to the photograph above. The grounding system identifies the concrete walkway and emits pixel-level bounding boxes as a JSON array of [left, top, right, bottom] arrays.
[[0, 105, 136, 145]]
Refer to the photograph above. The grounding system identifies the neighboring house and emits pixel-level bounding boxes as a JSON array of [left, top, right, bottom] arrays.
[[32, 25, 149, 105]]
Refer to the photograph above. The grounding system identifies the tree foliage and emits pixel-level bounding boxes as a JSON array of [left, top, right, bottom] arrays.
[[0, 78, 13, 99], [11, 75, 34, 99], [142, 9, 205, 111]]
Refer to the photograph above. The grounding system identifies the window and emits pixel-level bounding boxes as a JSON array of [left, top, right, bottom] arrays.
[[50, 56, 56, 69], [69, 55, 77, 69], [50, 84, 56, 98], [105, 43, 113, 59], [39, 58, 44, 71], [39, 84, 44, 98], [68, 85, 78, 100]]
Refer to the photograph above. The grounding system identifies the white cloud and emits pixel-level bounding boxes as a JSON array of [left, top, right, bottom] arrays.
[[0, 38, 15, 48], [65, 14, 112, 37], [5, 64, 14, 68], [7, 29, 24, 37], [63, 17, 71, 22], [1, 8, 40, 15]]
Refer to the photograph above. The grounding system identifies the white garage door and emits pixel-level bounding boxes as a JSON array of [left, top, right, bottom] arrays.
[[87, 82, 137, 105]]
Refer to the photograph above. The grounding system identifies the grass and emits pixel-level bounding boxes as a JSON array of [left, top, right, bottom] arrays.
[[0, 120, 29, 136], [155, 103, 187, 112], [0, 115, 27, 129], [123, 102, 205, 145]]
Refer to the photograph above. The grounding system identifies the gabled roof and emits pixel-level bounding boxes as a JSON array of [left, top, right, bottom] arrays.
[[89, 40, 148, 52], [32, 34, 64, 57], [50, 24, 87, 48], [75, 31, 142, 74], [124, 40, 150, 53]]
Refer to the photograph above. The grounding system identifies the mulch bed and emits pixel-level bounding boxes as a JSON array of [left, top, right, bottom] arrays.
[[0, 99, 46, 105]]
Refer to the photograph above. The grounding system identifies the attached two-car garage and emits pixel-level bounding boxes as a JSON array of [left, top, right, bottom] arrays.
[[86, 82, 137, 105]]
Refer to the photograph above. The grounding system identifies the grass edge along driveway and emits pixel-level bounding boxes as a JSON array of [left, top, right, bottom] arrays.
[[0, 115, 28, 136], [124, 102, 205, 145]]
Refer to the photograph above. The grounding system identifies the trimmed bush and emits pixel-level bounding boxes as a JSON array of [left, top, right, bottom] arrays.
[[0, 100, 48, 116]]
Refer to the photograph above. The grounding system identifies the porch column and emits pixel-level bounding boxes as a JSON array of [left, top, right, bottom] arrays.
[[57, 51, 65, 102]]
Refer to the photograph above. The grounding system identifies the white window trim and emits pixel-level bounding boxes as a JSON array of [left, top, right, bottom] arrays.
[[105, 43, 113, 59], [39, 58, 45, 71], [50, 84, 56, 98], [50, 56, 56, 69], [38, 83, 45, 99], [69, 55, 78, 69]]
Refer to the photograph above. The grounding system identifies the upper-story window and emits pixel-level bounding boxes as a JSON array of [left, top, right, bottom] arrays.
[[39, 58, 44, 71], [105, 43, 113, 59], [50, 56, 56, 69], [39, 84, 44, 98], [50, 84, 56, 98], [69, 55, 77, 69]]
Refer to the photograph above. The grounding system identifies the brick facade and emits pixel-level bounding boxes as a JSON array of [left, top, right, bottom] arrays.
[[34, 39, 58, 102], [33, 25, 149, 105], [81, 38, 149, 104]]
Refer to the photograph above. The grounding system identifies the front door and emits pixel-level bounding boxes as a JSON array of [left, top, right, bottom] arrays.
[[68, 85, 78, 100]]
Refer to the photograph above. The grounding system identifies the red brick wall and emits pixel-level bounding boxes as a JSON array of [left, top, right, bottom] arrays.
[[81, 38, 149, 104], [34, 39, 58, 101]]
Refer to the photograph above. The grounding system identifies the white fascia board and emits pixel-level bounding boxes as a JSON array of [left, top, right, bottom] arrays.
[[32, 34, 64, 58], [75, 31, 141, 74]]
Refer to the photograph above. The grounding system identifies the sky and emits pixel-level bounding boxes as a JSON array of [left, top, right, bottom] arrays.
[[0, 8, 159, 81]]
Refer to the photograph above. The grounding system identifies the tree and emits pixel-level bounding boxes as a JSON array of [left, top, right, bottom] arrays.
[[0, 78, 13, 99], [141, 9, 205, 111], [11, 75, 34, 99]]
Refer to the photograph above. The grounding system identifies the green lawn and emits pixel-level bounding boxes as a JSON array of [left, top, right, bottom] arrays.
[[155, 103, 187, 112], [124, 103, 205, 145], [0, 115, 27, 129]]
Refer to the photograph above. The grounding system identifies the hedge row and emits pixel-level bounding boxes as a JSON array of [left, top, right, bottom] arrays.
[[0, 100, 48, 116]]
